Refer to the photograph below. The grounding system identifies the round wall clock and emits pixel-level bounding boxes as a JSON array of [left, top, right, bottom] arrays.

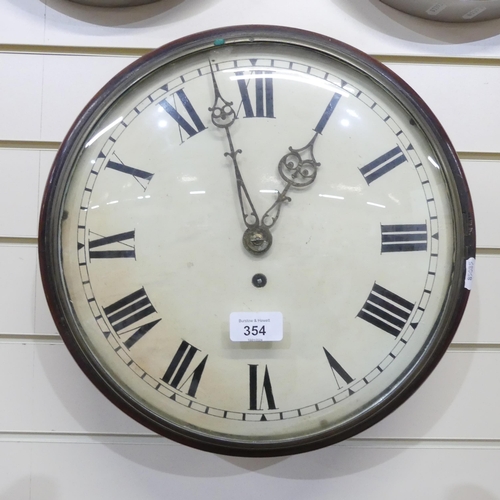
[[380, 0, 500, 22], [39, 25, 475, 457]]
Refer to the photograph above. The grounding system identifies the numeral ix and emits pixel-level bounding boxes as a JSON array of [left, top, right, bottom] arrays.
[[88, 230, 135, 260]]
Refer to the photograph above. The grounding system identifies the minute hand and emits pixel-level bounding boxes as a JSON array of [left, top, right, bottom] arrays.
[[208, 61, 260, 229]]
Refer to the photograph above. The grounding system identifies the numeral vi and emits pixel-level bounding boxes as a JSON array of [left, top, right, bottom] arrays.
[[249, 364, 277, 411]]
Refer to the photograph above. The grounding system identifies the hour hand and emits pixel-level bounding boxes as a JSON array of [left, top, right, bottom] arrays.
[[262, 134, 320, 228]]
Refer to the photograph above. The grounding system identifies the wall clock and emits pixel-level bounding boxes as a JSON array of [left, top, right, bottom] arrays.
[[39, 25, 475, 457], [380, 0, 500, 22]]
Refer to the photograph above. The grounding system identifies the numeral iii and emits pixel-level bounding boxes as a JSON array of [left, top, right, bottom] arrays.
[[381, 224, 428, 253]]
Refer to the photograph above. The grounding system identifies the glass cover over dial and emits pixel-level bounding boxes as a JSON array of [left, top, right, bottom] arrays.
[[39, 26, 475, 457]]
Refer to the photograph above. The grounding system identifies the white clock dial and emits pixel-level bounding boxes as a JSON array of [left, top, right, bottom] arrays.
[[40, 27, 475, 456]]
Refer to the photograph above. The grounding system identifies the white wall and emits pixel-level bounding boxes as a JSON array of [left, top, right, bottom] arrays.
[[1, 0, 499, 498]]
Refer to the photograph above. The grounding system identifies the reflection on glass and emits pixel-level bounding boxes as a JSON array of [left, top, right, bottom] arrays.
[[367, 201, 386, 209], [427, 156, 441, 169], [85, 116, 123, 148], [319, 194, 345, 200], [225, 67, 350, 96]]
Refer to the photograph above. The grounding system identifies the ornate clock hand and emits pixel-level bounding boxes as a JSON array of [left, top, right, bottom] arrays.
[[208, 61, 260, 229], [208, 61, 272, 255], [262, 92, 342, 228], [262, 132, 320, 228]]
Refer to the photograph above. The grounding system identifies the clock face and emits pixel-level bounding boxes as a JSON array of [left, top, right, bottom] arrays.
[[39, 26, 475, 456]]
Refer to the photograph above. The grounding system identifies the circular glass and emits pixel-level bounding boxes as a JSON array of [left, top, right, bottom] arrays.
[[39, 26, 475, 456]]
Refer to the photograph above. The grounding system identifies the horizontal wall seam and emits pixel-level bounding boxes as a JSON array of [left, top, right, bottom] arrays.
[[343, 437, 500, 449], [458, 152, 500, 161], [0, 140, 60, 150], [0, 431, 499, 449], [2, 44, 500, 67], [0, 333, 496, 351], [375, 55, 500, 67], [1, 141, 500, 160], [0, 237, 38, 245], [0, 334, 62, 344], [1, 238, 498, 253], [0, 44, 148, 57]]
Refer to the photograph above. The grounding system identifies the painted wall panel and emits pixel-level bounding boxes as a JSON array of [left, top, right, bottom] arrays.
[[0, 54, 44, 141], [0, 150, 41, 238], [387, 63, 500, 153], [5, 442, 500, 499], [0, 244, 37, 334]]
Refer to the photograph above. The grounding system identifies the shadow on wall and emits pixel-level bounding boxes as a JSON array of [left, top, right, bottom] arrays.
[[446, 485, 499, 500], [335, 0, 500, 45], [34, 332, 478, 480], [0, 478, 58, 500], [27, 0, 219, 27]]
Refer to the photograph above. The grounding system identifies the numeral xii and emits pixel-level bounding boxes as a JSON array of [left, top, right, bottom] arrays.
[[236, 61, 275, 118]]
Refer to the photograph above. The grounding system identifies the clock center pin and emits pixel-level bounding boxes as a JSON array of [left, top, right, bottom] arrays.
[[242, 225, 273, 255]]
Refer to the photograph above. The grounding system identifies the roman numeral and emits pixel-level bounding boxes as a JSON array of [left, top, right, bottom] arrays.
[[162, 340, 208, 398], [236, 63, 274, 118], [323, 348, 354, 389], [159, 89, 207, 141], [313, 93, 342, 134], [105, 156, 154, 191], [249, 364, 277, 411], [381, 224, 428, 252], [88, 230, 135, 260], [103, 287, 160, 348], [357, 283, 414, 337], [360, 145, 407, 184]]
